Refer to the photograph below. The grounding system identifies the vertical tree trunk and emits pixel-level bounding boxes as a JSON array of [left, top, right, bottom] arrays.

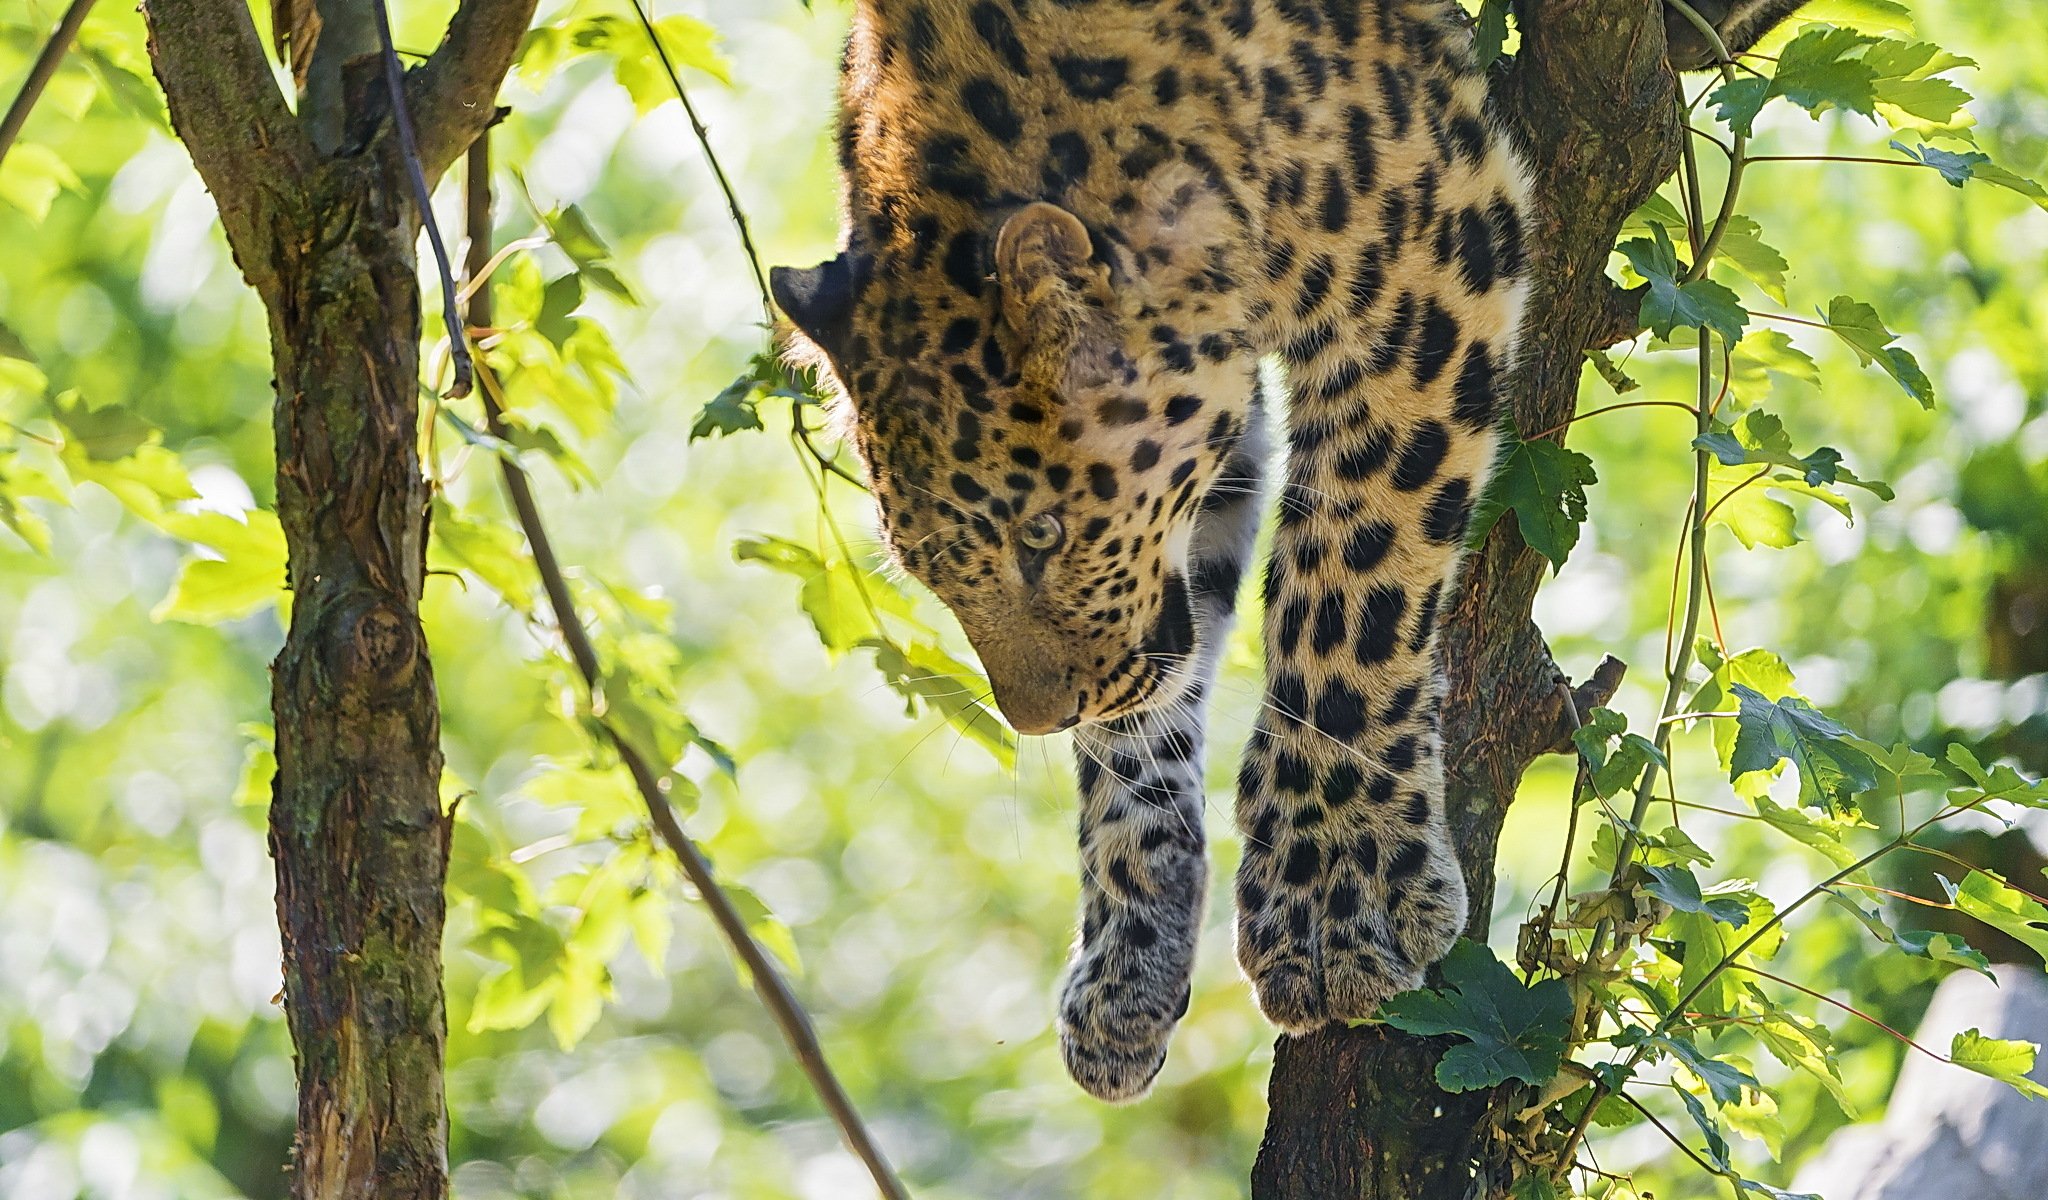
[[261, 162, 452, 1200], [1252, 2, 1684, 1194], [142, 4, 535, 1195]]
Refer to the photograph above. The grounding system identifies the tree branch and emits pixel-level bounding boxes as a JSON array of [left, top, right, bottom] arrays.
[[142, 0, 316, 295], [464, 139, 908, 1200], [0, 0, 98, 169], [1591, 283, 1649, 349], [141, 0, 311, 182], [406, 0, 538, 180]]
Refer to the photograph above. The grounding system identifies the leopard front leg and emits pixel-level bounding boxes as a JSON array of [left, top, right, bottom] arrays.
[[1057, 398, 1268, 1100], [1232, 352, 1491, 1032]]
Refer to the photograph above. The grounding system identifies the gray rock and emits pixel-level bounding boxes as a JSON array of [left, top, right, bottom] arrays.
[[1792, 965, 2048, 1200]]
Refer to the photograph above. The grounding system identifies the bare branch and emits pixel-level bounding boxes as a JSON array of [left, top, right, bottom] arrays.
[[0, 0, 98, 169], [463, 142, 909, 1200], [406, 0, 539, 180]]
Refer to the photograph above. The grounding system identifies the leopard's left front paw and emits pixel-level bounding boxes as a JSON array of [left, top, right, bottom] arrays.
[[1233, 819, 1469, 1029]]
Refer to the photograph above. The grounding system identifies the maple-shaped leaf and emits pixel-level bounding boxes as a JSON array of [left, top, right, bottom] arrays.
[[1891, 142, 2048, 208], [1946, 870, 2048, 966], [1729, 684, 1879, 811], [1619, 226, 1748, 344], [1466, 435, 1597, 570], [1949, 1029, 2048, 1100], [1822, 295, 1935, 408], [1380, 940, 1572, 1092]]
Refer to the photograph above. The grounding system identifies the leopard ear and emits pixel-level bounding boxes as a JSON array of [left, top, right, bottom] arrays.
[[772, 252, 867, 363], [994, 203, 1114, 382]]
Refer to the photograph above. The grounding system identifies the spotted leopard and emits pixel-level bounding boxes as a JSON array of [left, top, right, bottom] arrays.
[[774, 0, 1529, 1101]]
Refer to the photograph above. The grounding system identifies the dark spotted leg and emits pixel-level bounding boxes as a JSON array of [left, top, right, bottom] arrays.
[[1057, 398, 1268, 1101], [1232, 315, 1504, 1032]]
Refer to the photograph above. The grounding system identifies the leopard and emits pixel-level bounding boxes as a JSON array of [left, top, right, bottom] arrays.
[[772, 0, 1527, 1103]]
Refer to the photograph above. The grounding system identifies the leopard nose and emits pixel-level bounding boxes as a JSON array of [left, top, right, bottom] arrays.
[[990, 681, 1082, 736]]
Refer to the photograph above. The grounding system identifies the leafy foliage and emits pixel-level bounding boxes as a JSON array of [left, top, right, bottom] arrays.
[[1468, 433, 1598, 570], [1381, 941, 1574, 1092]]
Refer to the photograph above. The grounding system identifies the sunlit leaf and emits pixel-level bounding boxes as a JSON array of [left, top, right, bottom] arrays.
[[1949, 1029, 2048, 1100], [1729, 683, 1879, 811]]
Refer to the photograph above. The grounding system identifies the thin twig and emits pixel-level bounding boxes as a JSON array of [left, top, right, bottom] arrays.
[[1735, 965, 1946, 1061], [0, 0, 98, 169], [371, 0, 473, 397], [1613, 1091, 1741, 1196], [1528, 399, 1700, 441], [627, 0, 773, 324], [462, 136, 909, 1200]]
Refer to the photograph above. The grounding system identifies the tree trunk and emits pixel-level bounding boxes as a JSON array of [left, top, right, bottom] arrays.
[[141, 4, 534, 1195], [1253, 2, 1684, 1194]]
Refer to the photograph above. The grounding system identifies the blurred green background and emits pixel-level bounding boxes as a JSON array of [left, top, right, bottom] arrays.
[[0, 1, 2043, 1196]]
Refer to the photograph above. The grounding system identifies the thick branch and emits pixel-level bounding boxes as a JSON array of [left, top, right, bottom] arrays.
[[142, 0, 315, 297], [407, 0, 539, 180], [141, 0, 311, 186]]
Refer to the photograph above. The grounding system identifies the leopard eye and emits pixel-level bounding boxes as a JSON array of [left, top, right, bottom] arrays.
[[1018, 512, 1064, 553]]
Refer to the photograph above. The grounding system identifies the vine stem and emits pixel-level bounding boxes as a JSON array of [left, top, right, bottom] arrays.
[[627, 0, 773, 325], [1554, 51, 1729, 1176], [1666, 0, 1748, 281], [371, 0, 473, 397], [0, 0, 97, 169], [463, 137, 910, 1200]]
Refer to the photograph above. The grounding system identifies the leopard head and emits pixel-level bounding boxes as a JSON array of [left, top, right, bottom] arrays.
[[774, 201, 1254, 734]]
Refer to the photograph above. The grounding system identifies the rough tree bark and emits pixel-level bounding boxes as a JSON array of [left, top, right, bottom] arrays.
[[141, 3, 535, 1196], [1252, 3, 1684, 1196]]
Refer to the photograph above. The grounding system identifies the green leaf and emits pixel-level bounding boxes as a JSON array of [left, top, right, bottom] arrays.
[[1466, 434, 1597, 570], [1944, 744, 2048, 811], [1676, 1085, 1734, 1170], [1769, 26, 1881, 121], [1651, 1033, 1761, 1106], [1472, 0, 1510, 67], [1821, 295, 1934, 407], [1727, 330, 1821, 407], [692, 375, 768, 441], [1710, 76, 1772, 139], [1645, 864, 1753, 927], [1753, 1004, 1858, 1117], [1949, 870, 2048, 966], [542, 204, 636, 303], [1729, 684, 1879, 811], [1721, 1079, 1787, 1160], [1714, 215, 1790, 304], [1753, 795, 1866, 867], [1949, 1029, 2048, 1100], [1508, 1174, 1558, 1200], [867, 639, 1016, 768], [1571, 707, 1668, 800], [152, 509, 289, 625], [734, 535, 878, 655], [1693, 411, 1892, 500], [0, 143, 82, 222], [536, 273, 584, 346], [1619, 226, 1749, 344], [1828, 891, 1995, 977], [1380, 940, 1573, 1092], [431, 502, 537, 614]]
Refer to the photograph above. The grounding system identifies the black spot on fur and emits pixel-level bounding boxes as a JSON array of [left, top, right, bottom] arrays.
[[1053, 54, 1131, 100], [1354, 584, 1407, 666]]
